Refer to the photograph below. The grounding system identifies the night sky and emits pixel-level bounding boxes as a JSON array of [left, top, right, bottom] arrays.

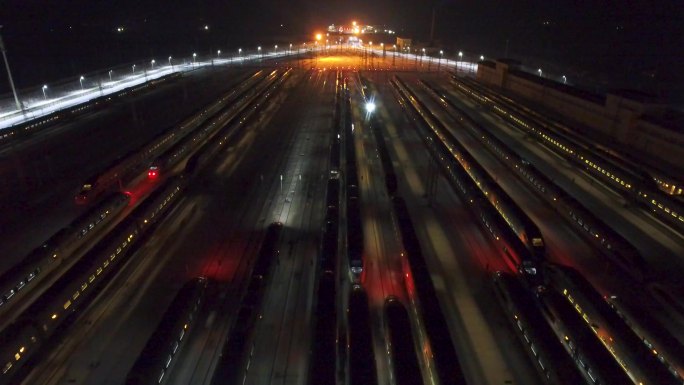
[[2, 0, 683, 103]]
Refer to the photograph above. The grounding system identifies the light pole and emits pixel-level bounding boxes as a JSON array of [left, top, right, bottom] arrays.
[[150, 59, 155, 69], [438, 50, 443, 71], [458, 51, 463, 73], [217, 49, 221, 58], [79, 75, 85, 90], [537, 68, 542, 77], [132, 64, 136, 74], [108, 69, 113, 81], [289, 43, 292, 55], [0, 27, 21, 111], [274, 44, 278, 55], [42, 85, 48, 100], [168, 56, 173, 70], [258, 46, 262, 60], [480, 55, 484, 61], [562, 75, 567, 84], [193, 52, 197, 65], [393, 44, 397, 66]]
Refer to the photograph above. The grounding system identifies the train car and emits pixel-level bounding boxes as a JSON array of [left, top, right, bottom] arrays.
[[492, 271, 585, 385], [1, 72, 182, 148], [391, 196, 467, 385], [252, 222, 282, 278], [384, 297, 423, 385], [74, 70, 264, 204], [544, 263, 680, 385], [422, 80, 649, 281], [309, 272, 337, 385], [536, 286, 633, 385], [607, 294, 684, 383], [148, 70, 282, 180], [394, 76, 545, 258], [125, 277, 209, 385], [451, 76, 684, 234], [0, 192, 130, 312], [347, 196, 364, 276], [391, 78, 541, 280], [347, 285, 377, 385], [0, 176, 187, 385]]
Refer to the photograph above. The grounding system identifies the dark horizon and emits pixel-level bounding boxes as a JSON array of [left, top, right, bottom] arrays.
[[2, 0, 683, 104]]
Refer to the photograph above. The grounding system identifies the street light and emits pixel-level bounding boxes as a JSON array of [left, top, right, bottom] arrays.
[[150, 59, 155, 69], [217, 49, 221, 58], [193, 52, 197, 65], [438, 50, 443, 70], [168, 56, 172, 65], [289, 43, 292, 55], [42, 85, 48, 100], [538, 68, 543, 76], [274, 44, 278, 54], [458, 51, 463, 61], [132, 64, 136, 73], [562, 75, 567, 84], [108, 69, 113, 81], [79, 75, 85, 90], [480, 55, 484, 61]]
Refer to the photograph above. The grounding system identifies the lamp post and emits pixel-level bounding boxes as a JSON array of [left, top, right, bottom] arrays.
[[480, 55, 484, 61], [537, 68, 542, 77], [393, 44, 397, 66], [150, 59, 155, 69], [217, 49, 221, 58], [562, 75, 567, 84], [108, 69, 113, 81], [0, 27, 21, 112], [42, 85, 48, 100], [438, 50, 443, 71], [258, 46, 262, 60], [274, 44, 278, 55], [193, 52, 197, 66], [168, 56, 173, 70], [132, 64, 136, 74], [79, 76, 85, 90], [289, 43, 292, 55]]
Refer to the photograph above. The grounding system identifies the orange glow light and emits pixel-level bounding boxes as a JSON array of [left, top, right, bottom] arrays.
[[315, 33, 322, 41]]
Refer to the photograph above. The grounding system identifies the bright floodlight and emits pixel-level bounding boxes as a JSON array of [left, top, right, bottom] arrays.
[[315, 33, 322, 41], [365, 102, 376, 113], [480, 55, 484, 60], [42, 85, 47, 89], [204, 25, 209, 30]]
